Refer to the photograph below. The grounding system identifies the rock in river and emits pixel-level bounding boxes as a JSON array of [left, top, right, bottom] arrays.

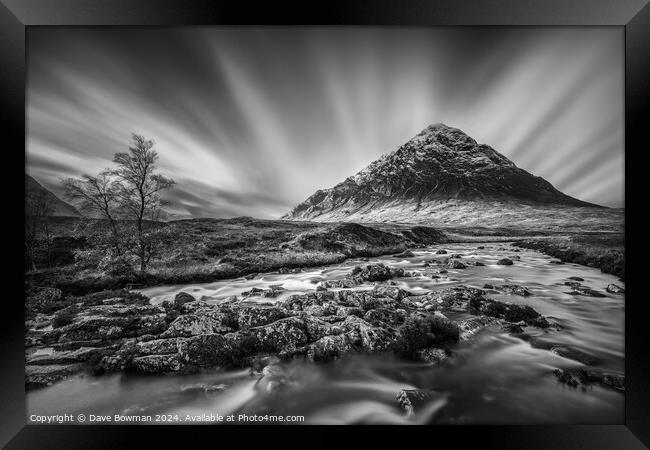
[[396, 389, 440, 415], [173, 292, 195, 309], [606, 284, 624, 294]]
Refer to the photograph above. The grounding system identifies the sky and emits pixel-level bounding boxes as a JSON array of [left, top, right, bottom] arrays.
[[26, 27, 624, 218]]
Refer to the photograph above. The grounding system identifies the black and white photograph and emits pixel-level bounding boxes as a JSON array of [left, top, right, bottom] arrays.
[[24, 26, 627, 425]]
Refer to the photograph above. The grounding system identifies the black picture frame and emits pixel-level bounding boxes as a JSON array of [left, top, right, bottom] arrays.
[[2, 0, 648, 447]]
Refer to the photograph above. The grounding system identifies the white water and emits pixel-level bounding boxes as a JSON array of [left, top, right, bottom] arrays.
[[27, 243, 625, 424]]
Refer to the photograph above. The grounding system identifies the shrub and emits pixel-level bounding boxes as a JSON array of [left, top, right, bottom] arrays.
[[428, 316, 460, 345], [394, 315, 460, 359], [52, 305, 80, 328], [98, 255, 136, 278], [393, 316, 437, 358]]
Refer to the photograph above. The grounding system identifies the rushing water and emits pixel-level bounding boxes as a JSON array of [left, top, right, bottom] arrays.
[[27, 243, 625, 424]]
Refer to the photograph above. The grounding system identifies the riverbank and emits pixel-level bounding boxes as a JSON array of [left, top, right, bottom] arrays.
[[26, 241, 625, 423], [513, 233, 625, 280], [25, 218, 452, 297], [26, 217, 624, 297]]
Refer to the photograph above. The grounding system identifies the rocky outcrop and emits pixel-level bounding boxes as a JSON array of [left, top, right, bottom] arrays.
[[319, 263, 411, 289], [553, 368, 624, 392], [25, 268, 554, 389]]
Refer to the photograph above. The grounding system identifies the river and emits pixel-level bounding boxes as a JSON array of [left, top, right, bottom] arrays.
[[27, 242, 625, 424]]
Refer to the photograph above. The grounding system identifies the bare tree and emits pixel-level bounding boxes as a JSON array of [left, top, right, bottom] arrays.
[[62, 171, 121, 248], [25, 189, 54, 270], [110, 134, 175, 273], [60, 134, 175, 275]]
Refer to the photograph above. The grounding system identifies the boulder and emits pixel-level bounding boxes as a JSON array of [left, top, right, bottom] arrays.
[[457, 316, 499, 341], [448, 260, 467, 269], [304, 334, 358, 362], [342, 316, 397, 352], [26, 287, 64, 313], [237, 306, 289, 329], [499, 285, 532, 296], [25, 363, 85, 389], [566, 285, 606, 297], [553, 368, 624, 392], [417, 348, 449, 364], [256, 364, 296, 392], [606, 284, 625, 294], [363, 308, 407, 326], [162, 309, 237, 337], [396, 389, 438, 415], [132, 354, 184, 373], [469, 297, 549, 328], [248, 317, 310, 353], [26, 347, 107, 366], [497, 258, 513, 266], [174, 292, 195, 309], [372, 285, 409, 301]]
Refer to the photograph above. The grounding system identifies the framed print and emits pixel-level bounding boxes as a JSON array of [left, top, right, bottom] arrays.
[[2, 0, 648, 447]]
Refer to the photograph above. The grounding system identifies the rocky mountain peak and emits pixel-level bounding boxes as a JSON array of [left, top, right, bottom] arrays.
[[283, 123, 600, 223]]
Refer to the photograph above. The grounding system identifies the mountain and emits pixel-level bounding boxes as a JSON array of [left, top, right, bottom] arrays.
[[26, 174, 81, 217], [283, 123, 605, 226]]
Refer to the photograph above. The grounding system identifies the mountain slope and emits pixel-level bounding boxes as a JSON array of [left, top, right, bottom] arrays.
[[26, 174, 81, 217], [283, 123, 605, 226]]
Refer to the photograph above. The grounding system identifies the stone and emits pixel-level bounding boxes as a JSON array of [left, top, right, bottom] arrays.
[[363, 308, 406, 326], [566, 285, 606, 298], [448, 260, 467, 269], [304, 334, 357, 362], [173, 292, 195, 309], [248, 317, 310, 352], [606, 284, 624, 294], [457, 316, 499, 341], [26, 347, 106, 366], [26, 363, 85, 389], [372, 285, 409, 301], [132, 354, 184, 373], [396, 389, 438, 415], [500, 284, 532, 296], [417, 348, 449, 364], [161, 310, 237, 338], [497, 258, 513, 266], [237, 306, 289, 329]]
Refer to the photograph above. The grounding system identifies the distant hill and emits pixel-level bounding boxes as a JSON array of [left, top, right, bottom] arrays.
[[26, 174, 81, 217]]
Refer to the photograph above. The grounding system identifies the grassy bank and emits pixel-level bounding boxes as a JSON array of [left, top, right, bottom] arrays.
[[513, 233, 625, 280], [25, 216, 625, 296], [25, 218, 450, 296]]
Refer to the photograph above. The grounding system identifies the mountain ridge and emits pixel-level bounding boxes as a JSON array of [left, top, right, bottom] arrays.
[[283, 123, 602, 224], [26, 174, 81, 217]]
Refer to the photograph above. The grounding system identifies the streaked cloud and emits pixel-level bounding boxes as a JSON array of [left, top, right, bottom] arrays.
[[26, 27, 624, 217]]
